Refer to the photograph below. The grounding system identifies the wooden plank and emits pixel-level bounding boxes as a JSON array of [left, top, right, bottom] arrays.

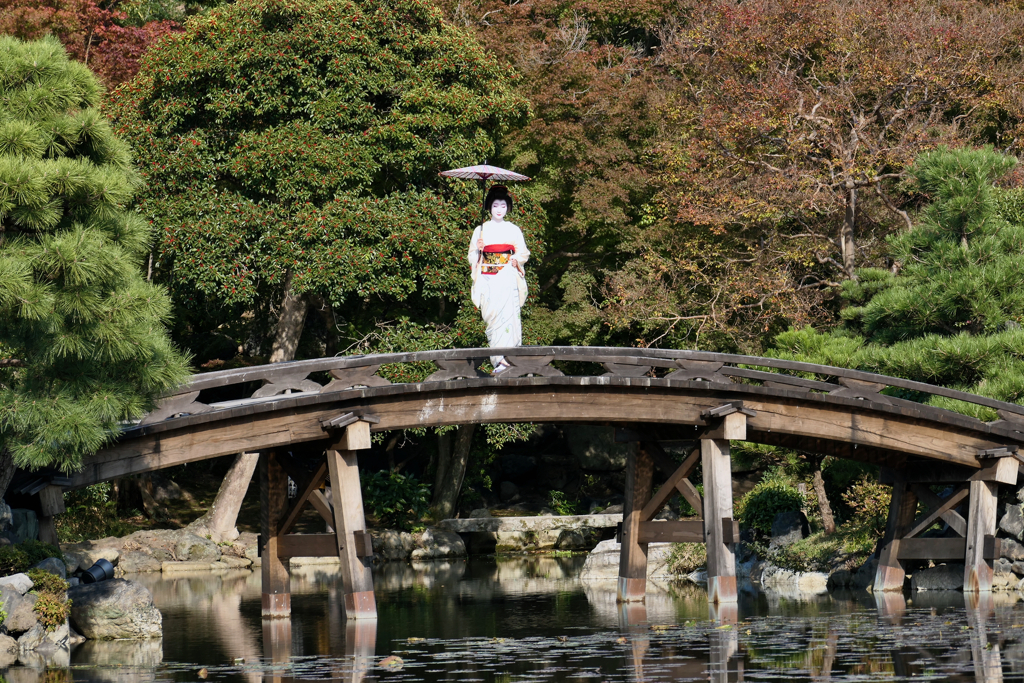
[[897, 536, 1000, 561], [874, 476, 918, 593], [704, 412, 747, 441], [277, 533, 338, 558], [702, 438, 737, 604], [640, 445, 700, 521], [278, 461, 328, 536], [908, 485, 968, 538], [310, 489, 336, 528], [637, 520, 704, 543], [721, 517, 739, 544], [970, 456, 1018, 485], [618, 445, 654, 603], [260, 452, 291, 617], [38, 517, 58, 546], [676, 479, 703, 520], [79, 380, 1022, 489], [335, 421, 371, 450], [965, 480, 998, 593], [326, 446, 376, 619], [38, 486, 65, 516]]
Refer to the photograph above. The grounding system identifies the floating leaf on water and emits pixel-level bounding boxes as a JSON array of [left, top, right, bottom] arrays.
[[197, 668, 208, 679], [408, 637, 425, 642], [378, 655, 404, 670]]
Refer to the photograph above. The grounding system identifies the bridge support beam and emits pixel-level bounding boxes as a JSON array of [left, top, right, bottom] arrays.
[[965, 479, 998, 593], [874, 472, 917, 592], [260, 451, 291, 617], [699, 405, 748, 604], [327, 421, 377, 619], [702, 430, 739, 604], [618, 444, 654, 603]]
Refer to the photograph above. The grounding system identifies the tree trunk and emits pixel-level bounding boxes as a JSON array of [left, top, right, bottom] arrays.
[[840, 185, 858, 281], [187, 452, 260, 542], [431, 425, 475, 520], [811, 461, 836, 535], [270, 271, 310, 363]]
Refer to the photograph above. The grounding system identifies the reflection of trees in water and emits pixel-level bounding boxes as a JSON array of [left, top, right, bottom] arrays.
[[73, 559, 1017, 683]]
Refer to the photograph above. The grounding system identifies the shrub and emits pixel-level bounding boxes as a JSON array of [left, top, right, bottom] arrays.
[[26, 568, 71, 632], [57, 482, 138, 543], [548, 491, 579, 516], [0, 542, 63, 576], [841, 475, 891, 537], [362, 470, 430, 531], [737, 479, 804, 535], [26, 569, 69, 595], [32, 591, 70, 632], [667, 543, 707, 575]]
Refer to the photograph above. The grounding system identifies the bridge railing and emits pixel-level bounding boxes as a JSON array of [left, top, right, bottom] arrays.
[[139, 346, 1024, 429]]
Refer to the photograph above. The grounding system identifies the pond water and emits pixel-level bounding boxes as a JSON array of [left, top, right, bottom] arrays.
[[5, 556, 1024, 682]]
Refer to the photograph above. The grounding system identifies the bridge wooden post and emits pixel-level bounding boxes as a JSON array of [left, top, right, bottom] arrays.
[[260, 450, 291, 618], [874, 470, 917, 593], [327, 420, 377, 620], [965, 479, 998, 593], [701, 405, 747, 605], [618, 443, 654, 603]]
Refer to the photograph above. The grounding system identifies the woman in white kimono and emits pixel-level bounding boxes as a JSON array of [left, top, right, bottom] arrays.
[[468, 185, 529, 374]]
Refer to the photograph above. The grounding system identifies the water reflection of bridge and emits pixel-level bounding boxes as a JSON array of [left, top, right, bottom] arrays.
[[59, 559, 1018, 683]]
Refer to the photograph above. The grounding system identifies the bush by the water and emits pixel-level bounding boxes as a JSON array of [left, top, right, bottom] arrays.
[[667, 543, 707, 575], [766, 522, 878, 573], [27, 569, 70, 632], [736, 479, 804, 535], [0, 542, 63, 576], [362, 470, 429, 531]]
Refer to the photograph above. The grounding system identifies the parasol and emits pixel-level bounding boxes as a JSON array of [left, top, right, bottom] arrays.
[[438, 164, 530, 182], [439, 164, 531, 220]]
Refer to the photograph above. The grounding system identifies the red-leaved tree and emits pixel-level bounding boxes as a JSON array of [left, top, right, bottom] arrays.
[[0, 0, 180, 85]]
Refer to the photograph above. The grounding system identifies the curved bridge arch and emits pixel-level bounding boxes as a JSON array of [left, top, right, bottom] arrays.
[[66, 346, 1024, 611], [78, 346, 1024, 488]]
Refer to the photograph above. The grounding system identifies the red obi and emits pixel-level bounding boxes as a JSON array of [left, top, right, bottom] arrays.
[[481, 244, 515, 275], [483, 244, 515, 253]]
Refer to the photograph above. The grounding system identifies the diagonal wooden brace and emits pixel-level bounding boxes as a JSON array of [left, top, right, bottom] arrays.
[[277, 461, 329, 536], [908, 484, 967, 538], [641, 444, 702, 522]]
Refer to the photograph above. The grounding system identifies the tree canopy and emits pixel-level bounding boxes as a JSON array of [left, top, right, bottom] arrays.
[[109, 0, 535, 363], [0, 36, 190, 487], [771, 147, 1024, 418]]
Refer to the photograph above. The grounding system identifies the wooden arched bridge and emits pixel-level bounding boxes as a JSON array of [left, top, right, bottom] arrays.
[[67, 347, 1024, 619]]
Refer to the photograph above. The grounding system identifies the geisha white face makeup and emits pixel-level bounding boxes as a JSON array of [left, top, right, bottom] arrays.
[[490, 199, 508, 221]]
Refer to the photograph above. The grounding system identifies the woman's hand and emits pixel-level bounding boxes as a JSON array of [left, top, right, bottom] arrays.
[[477, 237, 484, 250], [510, 258, 519, 270]]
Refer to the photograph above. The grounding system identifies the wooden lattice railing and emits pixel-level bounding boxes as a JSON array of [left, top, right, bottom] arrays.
[[139, 346, 1024, 433]]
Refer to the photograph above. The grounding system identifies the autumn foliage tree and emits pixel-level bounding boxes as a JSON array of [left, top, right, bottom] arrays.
[[439, 0, 672, 347], [601, 0, 1024, 351], [0, 0, 181, 86]]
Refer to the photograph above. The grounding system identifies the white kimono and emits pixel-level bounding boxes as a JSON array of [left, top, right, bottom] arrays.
[[468, 220, 529, 366]]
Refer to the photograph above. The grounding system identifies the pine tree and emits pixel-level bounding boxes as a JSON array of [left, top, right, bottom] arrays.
[[771, 147, 1024, 419], [0, 36, 191, 498]]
